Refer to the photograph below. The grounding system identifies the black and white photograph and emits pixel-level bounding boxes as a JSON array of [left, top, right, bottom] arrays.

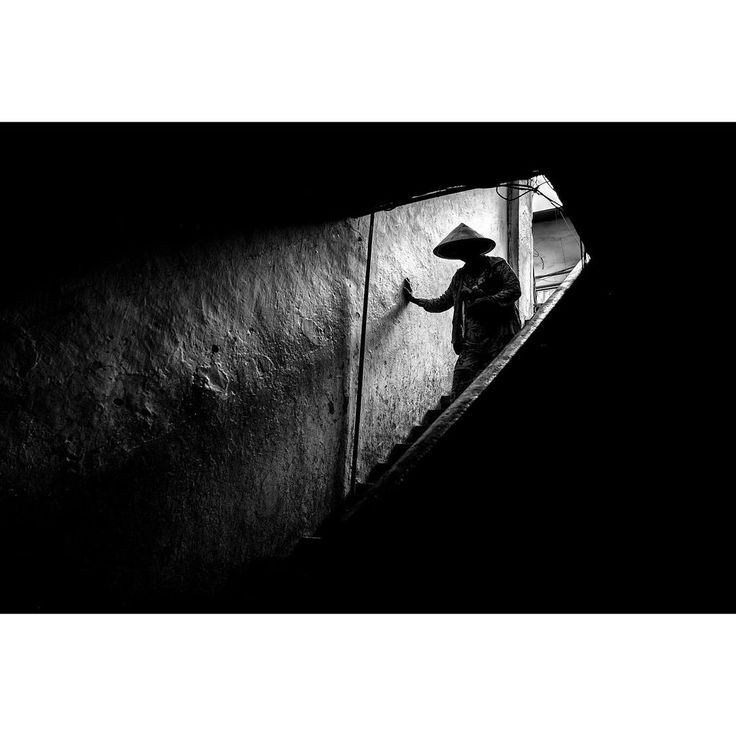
[[1, 3, 735, 734], [0, 122, 729, 613]]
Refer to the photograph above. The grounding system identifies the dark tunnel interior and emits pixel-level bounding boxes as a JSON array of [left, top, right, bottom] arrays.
[[0, 123, 730, 612]]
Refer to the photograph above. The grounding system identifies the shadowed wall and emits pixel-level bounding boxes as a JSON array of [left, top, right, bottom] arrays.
[[0, 187, 520, 609]]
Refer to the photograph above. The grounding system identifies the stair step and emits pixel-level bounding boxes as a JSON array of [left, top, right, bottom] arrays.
[[367, 462, 390, 483], [354, 481, 375, 496], [422, 408, 443, 427], [291, 534, 325, 561], [316, 481, 378, 536], [387, 442, 411, 465], [439, 394, 454, 410], [407, 425, 425, 444]]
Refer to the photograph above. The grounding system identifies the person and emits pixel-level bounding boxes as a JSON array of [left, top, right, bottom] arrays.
[[404, 223, 522, 400]]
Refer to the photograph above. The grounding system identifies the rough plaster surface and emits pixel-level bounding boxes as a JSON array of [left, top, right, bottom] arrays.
[[0, 189, 512, 604], [507, 186, 536, 322], [517, 191, 536, 321]]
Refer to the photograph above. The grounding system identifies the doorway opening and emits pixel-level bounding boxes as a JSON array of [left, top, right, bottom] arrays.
[[529, 175, 586, 307]]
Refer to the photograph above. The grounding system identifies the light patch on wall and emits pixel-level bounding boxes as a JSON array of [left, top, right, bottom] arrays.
[[530, 174, 585, 308]]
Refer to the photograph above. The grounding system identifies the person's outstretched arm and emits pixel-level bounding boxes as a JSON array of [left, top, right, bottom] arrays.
[[403, 275, 456, 313]]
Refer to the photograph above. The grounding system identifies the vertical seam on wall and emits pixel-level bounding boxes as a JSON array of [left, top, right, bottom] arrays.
[[348, 211, 375, 496]]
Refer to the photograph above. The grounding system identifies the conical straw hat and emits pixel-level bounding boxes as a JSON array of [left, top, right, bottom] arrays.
[[432, 223, 496, 260]]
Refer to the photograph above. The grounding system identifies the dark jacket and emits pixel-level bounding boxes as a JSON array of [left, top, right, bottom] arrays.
[[414, 256, 522, 355]]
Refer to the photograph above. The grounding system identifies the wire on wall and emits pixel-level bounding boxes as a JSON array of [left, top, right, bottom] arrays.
[[508, 176, 587, 269]]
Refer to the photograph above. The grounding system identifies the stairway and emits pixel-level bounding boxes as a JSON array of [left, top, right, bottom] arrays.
[[289, 393, 455, 563], [266, 258, 598, 611], [357, 393, 454, 494]]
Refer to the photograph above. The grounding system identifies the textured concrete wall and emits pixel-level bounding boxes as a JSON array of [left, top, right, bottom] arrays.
[[0, 188, 511, 605], [517, 190, 536, 321], [1, 222, 364, 604], [507, 184, 536, 322]]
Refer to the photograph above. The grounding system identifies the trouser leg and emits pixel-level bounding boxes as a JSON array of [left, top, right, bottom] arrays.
[[452, 350, 484, 399], [451, 347, 499, 399]]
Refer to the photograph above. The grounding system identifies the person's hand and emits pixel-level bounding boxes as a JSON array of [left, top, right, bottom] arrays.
[[403, 277, 414, 303], [460, 284, 479, 301]]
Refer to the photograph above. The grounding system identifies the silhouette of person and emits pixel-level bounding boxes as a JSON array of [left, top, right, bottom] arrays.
[[404, 223, 522, 399]]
